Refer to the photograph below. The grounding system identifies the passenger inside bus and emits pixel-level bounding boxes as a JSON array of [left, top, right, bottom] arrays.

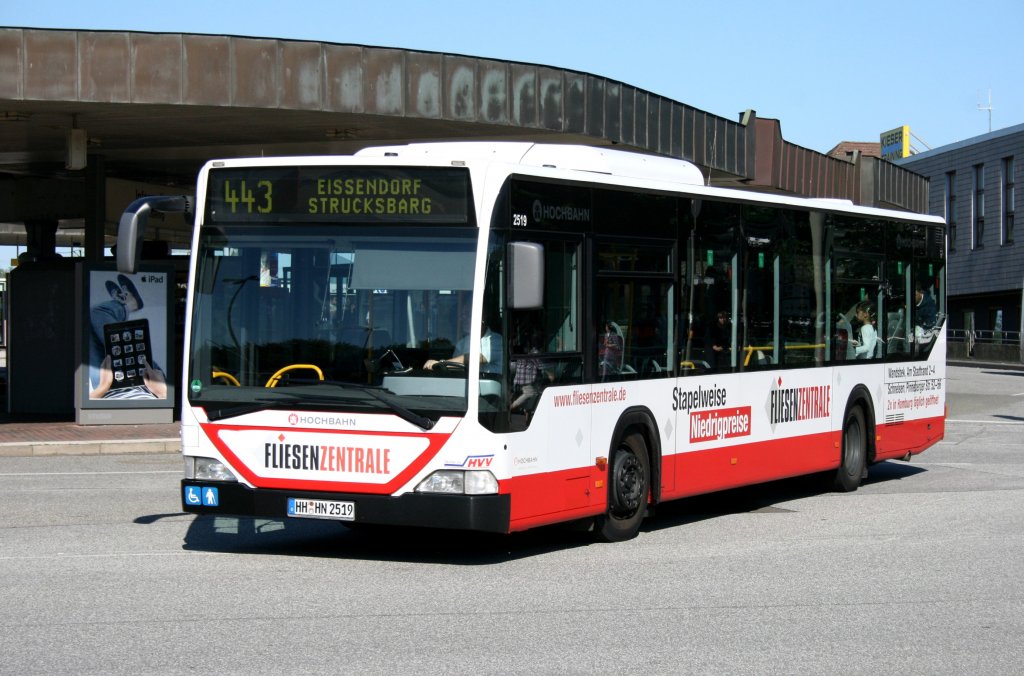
[[510, 330, 554, 415], [597, 321, 624, 380], [851, 301, 879, 359], [706, 310, 731, 369], [914, 282, 938, 335]]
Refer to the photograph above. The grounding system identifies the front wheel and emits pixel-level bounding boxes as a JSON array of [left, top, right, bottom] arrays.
[[833, 406, 867, 492], [595, 432, 650, 542]]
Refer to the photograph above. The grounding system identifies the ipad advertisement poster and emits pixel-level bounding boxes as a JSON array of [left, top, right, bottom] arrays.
[[79, 264, 174, 415]]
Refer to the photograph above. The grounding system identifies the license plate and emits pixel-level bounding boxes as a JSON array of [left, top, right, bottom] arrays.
[[287, 498, 355, 521]]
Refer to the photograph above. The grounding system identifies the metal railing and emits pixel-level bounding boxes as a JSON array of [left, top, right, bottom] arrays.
[[947, 329, 1022, 345], [948, 328, 1023, 362]]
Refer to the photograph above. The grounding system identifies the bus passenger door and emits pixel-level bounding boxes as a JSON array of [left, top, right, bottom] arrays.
[[504, 235, 591, 513]]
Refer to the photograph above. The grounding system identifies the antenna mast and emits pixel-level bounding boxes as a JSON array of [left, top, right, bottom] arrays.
[[977, 89, 993, 132]]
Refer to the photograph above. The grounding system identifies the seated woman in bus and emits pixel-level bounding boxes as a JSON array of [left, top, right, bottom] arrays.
[[850, 301, 878, 359]]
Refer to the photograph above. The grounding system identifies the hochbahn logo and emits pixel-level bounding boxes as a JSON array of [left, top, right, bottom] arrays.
[[532, 199, 590, 224], [768, 378, 831, 432], [288, 412, 357, 427]]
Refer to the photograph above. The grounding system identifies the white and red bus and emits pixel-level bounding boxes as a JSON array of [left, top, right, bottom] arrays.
[[119, 142, 946, 541]]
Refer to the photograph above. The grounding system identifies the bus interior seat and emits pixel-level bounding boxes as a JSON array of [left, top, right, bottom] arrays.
[[639, 358, 666, 377], [337, 326, 369, 348], [368, 328, 392, 349], [887, 309, 908, 353], [887, 309, 905, 340]]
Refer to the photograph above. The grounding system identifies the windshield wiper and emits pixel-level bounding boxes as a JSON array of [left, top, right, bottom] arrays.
[[313, 380, 436, 430], [204, 382, 436, 430], [205, 398, 296, 422]]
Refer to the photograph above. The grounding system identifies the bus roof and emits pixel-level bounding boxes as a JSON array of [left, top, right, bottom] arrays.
[[211, 142, 944, 226], [356, 141, 706, 186], [354, 142, 943, 225]]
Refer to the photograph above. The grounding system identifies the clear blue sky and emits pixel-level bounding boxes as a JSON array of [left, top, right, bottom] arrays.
[[2, 0, 1022, 153]]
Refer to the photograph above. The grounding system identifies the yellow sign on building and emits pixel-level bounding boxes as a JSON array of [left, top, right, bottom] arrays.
[[880, 126, 911, 161]]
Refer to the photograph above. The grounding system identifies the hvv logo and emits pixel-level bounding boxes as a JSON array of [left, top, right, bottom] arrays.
[[444, 454, 494, 468]]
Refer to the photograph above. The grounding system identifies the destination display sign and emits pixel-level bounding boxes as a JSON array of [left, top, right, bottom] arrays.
[[205, 166, 471, 224]]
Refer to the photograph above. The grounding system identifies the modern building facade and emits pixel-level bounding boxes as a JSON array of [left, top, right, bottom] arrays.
[[897, 123, 1023, 345]]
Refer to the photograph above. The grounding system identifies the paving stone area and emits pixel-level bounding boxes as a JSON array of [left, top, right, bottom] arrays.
[[0, 417, 180, 456]]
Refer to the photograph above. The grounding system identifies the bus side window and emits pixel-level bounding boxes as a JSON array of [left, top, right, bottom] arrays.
[[682, 200, 739, 372], [884, 221, 930, 359], [740, 206, 779, 369], [780, 210, 826, 367]]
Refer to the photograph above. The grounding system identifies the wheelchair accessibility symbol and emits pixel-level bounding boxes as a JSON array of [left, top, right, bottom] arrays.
[[184, 485, 219, 507]]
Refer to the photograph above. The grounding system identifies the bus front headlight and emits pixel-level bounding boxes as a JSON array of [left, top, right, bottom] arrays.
[[464, 470, 499, 495], [186, 456, 238, 482], [415, 470, 498, 495]]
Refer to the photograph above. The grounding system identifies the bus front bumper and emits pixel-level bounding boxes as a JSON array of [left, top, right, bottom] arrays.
[[180, 480, 511, 533]]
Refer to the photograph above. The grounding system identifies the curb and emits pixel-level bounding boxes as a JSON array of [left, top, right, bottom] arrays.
[[948, 360, 1024, 372], [0, 438, 180, 458]]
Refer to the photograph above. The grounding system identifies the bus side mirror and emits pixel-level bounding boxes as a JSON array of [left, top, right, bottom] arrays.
[[116, 195, 193, 273], [508, 241, 544, 309]]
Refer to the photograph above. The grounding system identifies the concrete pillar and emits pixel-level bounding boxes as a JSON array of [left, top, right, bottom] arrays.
[[857, 156, 878, 208], [85, 153, 106, 261], [21, 219, 59, 262]]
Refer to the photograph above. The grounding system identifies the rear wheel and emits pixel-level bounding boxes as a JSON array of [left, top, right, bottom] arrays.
[[834, 406, 867, 492], [595, 432, 650, 542]]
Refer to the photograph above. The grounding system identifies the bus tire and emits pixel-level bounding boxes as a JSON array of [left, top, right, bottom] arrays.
[[596, 432, 650, 542], [834, 406, 867, 492]]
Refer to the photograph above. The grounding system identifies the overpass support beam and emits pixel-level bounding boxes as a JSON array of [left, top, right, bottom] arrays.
[[22, 219, 58, 262], [85, 153, 106, 261]]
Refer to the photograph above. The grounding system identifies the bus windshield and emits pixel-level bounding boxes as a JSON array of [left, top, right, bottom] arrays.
[[187, 224, 477, 421]]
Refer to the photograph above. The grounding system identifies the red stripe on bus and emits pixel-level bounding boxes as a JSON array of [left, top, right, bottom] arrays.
[[664, 431, 838, 500], [875, 415, 944, 459], [502, 417, 945, 532]]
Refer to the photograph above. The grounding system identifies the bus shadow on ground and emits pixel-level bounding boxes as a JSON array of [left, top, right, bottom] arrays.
[[173, 460, 925, 563], [642, 459, 927, 533], [179, 512, 594, 564]]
